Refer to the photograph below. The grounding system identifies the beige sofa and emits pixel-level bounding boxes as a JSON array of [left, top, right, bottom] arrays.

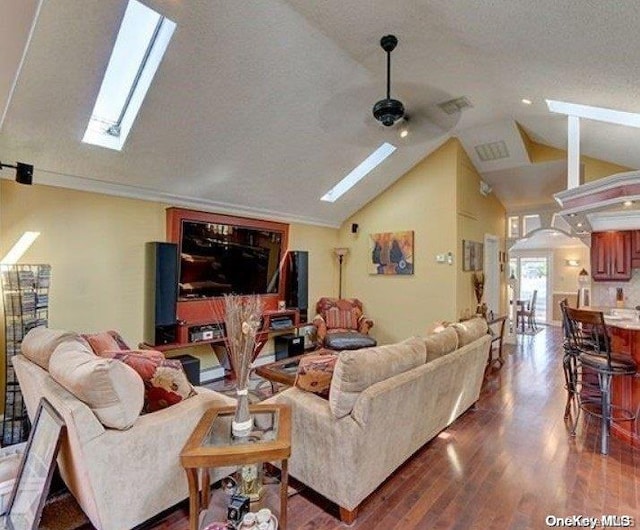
[[13, 327, 235, 530], [268, 317, 490, 523]]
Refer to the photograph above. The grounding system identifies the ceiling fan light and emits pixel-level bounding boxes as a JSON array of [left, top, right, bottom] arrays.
[[373, 98, 405, 127]]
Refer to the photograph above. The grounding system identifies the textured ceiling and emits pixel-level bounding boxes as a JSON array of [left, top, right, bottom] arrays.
[[2, 0, 640, 226]]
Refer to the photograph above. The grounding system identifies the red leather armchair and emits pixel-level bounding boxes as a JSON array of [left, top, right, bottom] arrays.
[[312, 297, 376, 350]]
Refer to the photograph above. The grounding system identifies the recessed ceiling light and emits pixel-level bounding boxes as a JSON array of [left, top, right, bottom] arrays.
[[568, 213, 577, 217], [521, 98, 532, 105], [624, 200, 633, 207], [577, 222, 583, 227], [399, 129, 408, 138]]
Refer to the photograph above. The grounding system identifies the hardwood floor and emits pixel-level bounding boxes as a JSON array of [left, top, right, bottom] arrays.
[[147, 326, 640, 529]]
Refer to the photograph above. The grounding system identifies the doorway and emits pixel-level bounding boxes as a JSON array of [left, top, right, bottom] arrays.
[[509, 254, 551, 325]]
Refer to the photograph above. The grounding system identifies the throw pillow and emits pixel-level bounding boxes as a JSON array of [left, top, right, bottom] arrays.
[[451, 317, 488, 347], [294, 353, 338, 399], [324, 307, 359, 330], [113, 352, 196, 413], [99, 348, 164, 360], [83, 331, 120, 355]]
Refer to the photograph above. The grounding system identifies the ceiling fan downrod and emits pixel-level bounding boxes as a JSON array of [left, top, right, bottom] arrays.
[[373, 34, 405, 127]]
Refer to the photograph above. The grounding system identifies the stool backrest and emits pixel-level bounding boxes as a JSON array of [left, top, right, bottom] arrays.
[[564, 307, 612, 368]]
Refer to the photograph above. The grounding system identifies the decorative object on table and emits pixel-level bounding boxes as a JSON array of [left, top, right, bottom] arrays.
[[238, 463, 264, 502], [369, 231, 414, 275], [1, 263, 51, 445], [333, 247, 349, 298], [227, 493, 250, 526], [221, 475, 238, 498], [462, 240, 483, 271], [4, 397, 65, 530], [219, 294, 264, 438], [472, 271, 485, 314], [277, 300, 286, 311]]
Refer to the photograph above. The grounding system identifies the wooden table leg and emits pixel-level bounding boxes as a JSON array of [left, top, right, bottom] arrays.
[[185, 468, 200, 530], [280, 459, 288, 530], [202, 468, 210, 509]]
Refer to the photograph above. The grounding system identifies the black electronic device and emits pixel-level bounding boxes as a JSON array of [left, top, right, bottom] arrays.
[[274, 333, 304, 361], [269, 316, 294, 330], [284, 250, 308, 322], [178, 220, 283, 299], [144, 242, 178, 345], [170, 354, 201, 385], [189, 322, 225, 342]]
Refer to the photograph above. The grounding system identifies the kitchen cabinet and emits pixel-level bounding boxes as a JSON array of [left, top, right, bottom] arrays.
[[631, 230, 640, 268], [591, 231, 632, 281]]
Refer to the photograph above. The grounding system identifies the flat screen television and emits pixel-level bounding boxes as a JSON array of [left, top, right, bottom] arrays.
[[178, 220, 283, 299]]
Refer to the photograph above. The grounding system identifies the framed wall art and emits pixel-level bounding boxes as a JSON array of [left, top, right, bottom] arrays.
[[369, 231, 414, 275], [4, 398, 66, 530], [462, 240, 484, 271]]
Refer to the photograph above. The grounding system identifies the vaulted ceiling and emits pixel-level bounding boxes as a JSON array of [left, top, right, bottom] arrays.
[[2, 0, 640, 227]]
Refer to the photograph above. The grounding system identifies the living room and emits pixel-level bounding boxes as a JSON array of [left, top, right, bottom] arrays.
[[2, 1, 640, 529]]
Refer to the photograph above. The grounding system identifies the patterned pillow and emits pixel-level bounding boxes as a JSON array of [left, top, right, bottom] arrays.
[[113, 352, 196, 413], [83, 330, 130, 354], [294, 353, 338, 399], [324, 307, 359, 330]]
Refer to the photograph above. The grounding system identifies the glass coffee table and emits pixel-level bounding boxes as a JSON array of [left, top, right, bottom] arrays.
[[180, 404, 291, 530], [255, 349, 335, 389]]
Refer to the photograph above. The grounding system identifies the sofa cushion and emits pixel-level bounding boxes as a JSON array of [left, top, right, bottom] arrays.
[[451, 317, 488, 347], [48, 341, 144, 430], [329, 336, 426, 419], [82, 330, 130, 355], [325, 332, 377, 351], [20, 327, 82, 371], [113, 352, 196, 413], [294, 353, 338, 398], [424, 326, 459, 362]]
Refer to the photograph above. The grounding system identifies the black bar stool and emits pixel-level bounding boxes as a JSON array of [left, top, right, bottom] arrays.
[[564, 307, 637, 455]]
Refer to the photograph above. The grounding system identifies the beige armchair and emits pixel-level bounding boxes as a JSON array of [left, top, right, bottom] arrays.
[[312, 297, 376, 350]]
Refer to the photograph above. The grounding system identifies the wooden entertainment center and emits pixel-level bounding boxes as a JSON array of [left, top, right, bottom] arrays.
[[144, 208, 300, 353]]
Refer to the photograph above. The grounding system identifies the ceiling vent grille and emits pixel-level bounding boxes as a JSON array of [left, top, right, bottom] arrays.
[[474, 140, 510, 161], [437, 96, 473, 115]]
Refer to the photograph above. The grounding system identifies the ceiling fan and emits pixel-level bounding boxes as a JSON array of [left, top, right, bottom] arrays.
[[372, 35, 405, 127]]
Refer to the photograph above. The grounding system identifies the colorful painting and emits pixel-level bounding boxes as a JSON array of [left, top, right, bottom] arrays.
[[369, 231, 414, 275]]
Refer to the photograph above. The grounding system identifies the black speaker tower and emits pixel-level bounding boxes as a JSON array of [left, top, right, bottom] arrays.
[[144, 242, 179, 345], [285, 250, 309, 323]]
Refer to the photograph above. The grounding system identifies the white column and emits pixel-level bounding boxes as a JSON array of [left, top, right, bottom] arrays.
[[568, 115, 580, 189]]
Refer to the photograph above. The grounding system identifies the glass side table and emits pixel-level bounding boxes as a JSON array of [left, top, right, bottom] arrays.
[[180, 403, 291, 530]]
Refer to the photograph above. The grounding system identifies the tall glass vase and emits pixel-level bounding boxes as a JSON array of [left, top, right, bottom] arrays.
[[232, 389, 252, 438]]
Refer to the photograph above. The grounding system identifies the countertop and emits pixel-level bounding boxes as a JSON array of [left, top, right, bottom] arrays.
[[581, 306, 640, 330]]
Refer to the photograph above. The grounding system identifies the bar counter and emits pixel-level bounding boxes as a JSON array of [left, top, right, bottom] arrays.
[[581, 307, 640, 446]]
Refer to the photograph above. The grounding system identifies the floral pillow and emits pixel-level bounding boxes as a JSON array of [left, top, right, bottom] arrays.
[[113, 352, 196, 413], [294, 353, 338, 399]]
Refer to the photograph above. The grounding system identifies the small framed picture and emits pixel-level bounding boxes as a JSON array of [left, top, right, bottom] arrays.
[[4, 398, 66, 530]]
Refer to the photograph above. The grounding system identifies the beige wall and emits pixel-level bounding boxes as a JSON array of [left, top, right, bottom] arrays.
[[552, 245, 590, 294], [338, 140, 459, 344], [456, 145, 506, 318], [0, 181, 338, 411]]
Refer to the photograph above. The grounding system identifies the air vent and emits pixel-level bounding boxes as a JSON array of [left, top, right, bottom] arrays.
[[474, 140, 510, 162], [437, 96, 473, 115]]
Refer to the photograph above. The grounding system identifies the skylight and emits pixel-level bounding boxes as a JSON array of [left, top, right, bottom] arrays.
[[82, 0, 176, 150], [321, 143, 397, 202], [546, 100, 640, 128]]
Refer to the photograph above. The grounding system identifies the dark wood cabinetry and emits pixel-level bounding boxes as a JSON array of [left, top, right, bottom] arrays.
[[631, 230, 640, 268], [590, 231, 632, 281]]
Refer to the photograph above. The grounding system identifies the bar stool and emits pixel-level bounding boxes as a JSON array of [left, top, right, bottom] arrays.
[[564, 308, 637, 455]]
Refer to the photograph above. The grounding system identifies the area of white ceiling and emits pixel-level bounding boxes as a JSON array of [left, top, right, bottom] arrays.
[[2, 1, 640, 226]]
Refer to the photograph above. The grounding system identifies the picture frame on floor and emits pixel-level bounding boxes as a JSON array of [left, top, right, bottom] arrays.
[[4, 398, 66, 530]]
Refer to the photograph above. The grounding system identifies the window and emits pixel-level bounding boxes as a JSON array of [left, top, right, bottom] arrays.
[[508, 216, 519, 238], [321, 143, 396, 202], [82, 0, 176, 150], [523, 214, 541, 235]]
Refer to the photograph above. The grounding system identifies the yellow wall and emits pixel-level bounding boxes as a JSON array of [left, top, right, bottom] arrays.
[[456, 144, 507, 317], [517, 123, 633, 182], [552, 245, 590, 294], [338, 140, 459, 344], [0, 181, 338, 411]]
